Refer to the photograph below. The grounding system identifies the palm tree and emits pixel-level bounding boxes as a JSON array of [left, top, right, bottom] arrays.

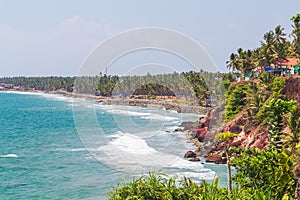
[[274, 25, 286, 44], [260, 31, 276, 67], [236, 48, 247, 76], [215, 132, 238, 194], [291, 14, 300, 58], [235, 48, 255, 77], [274, 25, 287, 70], [226, 53, 239, 72]]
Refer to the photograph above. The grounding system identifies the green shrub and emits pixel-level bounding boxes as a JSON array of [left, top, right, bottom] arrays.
[[225, 84, 247, 121], [232, 148, 296, 199], [107, 172, 282, 200]]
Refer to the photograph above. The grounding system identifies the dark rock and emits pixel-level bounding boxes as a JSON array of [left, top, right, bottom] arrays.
[[189, 157, 200, 162], [184, 150, 197, 158], [229, 125, 242, 134], [215, 158, 227, 164], [206, 154, 226, 164], [180, 122, 197, 131], [174, 127, 184, 132]]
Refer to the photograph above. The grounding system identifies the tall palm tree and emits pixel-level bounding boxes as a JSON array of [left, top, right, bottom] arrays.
[[237, 48, 246, 75], [274, 25, 287, 71], [226, 53, 239, 72], [215, 132, 238, 194], [235, 48, 255, 77], [274, 25, 286, 44], [260, 31, 276, 67], [291, 14, 300, 59]]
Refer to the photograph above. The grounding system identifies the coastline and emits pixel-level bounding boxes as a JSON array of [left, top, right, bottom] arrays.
[[46, 89, 211, 115], [2, 89, 216, 163]]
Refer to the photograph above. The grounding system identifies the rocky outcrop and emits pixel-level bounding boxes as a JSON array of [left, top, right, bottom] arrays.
[[283, 76, 300, 103], [180, 122, 198, 131], [181, 77, 300, 164], [188, 157, 201, 162], [181, 107, 272, 164], [206, 154, 226, 164], [184, 150, 197, 158]]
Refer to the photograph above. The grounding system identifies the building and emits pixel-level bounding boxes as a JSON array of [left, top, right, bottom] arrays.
[[0, 83, 14, 90], [275, 58, 300, 75]]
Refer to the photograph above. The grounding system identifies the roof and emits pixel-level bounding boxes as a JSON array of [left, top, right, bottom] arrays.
[[276, 58, 299, 66]]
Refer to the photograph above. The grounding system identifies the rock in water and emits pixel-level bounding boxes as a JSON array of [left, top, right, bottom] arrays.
[[205, 154, 227, 164], [189, 157, 200, 162], [184, 150, 197, 158]]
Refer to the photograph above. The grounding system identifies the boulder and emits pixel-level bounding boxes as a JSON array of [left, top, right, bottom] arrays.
[[189, 157, 200, 162], [184, 150, 197, 158], [206, 154, 227, 164], [174, 127, 184, 132], [180, 122, 197, 131], [229, 125, 242, 134]]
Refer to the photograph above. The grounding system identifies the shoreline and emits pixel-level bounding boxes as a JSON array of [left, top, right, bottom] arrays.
[[2, 89, 215, 163], [1, 89, 211, 115], [48, 90, 211, 115]]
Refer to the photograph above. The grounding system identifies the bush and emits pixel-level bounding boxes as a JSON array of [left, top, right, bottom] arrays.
[[225, 84, 247, 121], [232, 148, 296, 199], [107, 172, 281, 200]]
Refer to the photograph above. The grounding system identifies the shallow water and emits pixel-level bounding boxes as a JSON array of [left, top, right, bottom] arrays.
[[0, 92, 226, 199]]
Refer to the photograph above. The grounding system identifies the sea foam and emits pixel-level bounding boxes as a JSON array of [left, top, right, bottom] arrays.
[[96, 131, 205, 173], [0, 154, 18, 158], [108, 132, 157, 154]]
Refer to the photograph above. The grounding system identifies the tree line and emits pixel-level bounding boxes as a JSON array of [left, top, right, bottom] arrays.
[[0, 76, 75, 92], [226, 14, 300, 76], [1, 71, 235, 106]]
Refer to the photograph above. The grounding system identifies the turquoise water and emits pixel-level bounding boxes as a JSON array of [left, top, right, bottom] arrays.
[[0, 92, 226, 199]]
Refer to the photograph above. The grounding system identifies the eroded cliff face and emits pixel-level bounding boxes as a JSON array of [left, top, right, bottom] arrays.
[[283, 76, 300, 103], [204, 109, 270, 164], [184, 76, 299, 164]]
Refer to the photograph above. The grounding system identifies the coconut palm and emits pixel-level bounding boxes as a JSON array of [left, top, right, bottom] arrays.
[[215, 132, 238, 193], [291, 14, 300, 58], [234, 48, 256, 77], [274, 25, 287, 44], [273, 25, 288, 70], [260, 31, 276, 67], [226, 53, 239, 72]]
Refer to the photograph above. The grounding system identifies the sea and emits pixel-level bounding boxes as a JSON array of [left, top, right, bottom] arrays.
[[0, 92, 227, 200]]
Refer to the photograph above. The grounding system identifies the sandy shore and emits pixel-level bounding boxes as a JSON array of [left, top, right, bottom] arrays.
[[98, 98, 210, 114], [47, 90, 211, 115]]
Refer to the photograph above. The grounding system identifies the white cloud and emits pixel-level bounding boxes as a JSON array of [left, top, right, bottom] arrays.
[[64, 15, 82, 25], [60, 15, 117, 38]]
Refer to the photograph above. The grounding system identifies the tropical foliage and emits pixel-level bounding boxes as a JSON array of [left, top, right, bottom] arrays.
[[0, 71, 234, 106], [231, 148, 296, 199], [108, 173, 277, 200], [224, 83, 247, 121], [215, 132, 238, 193], [0, 76, 75, 92], [226, 14, 300, 76]]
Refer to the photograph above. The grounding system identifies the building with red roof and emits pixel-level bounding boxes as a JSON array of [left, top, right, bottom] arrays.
[[276, 58, 299, 69]]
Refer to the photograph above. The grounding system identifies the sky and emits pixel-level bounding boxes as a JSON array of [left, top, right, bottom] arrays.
[[0, 0, 299, 76]]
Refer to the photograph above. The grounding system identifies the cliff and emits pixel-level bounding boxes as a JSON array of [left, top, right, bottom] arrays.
[[182, 76, 300, 164]]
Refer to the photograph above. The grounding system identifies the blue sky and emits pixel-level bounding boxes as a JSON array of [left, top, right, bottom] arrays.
[[0, 0, 299, 76]]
